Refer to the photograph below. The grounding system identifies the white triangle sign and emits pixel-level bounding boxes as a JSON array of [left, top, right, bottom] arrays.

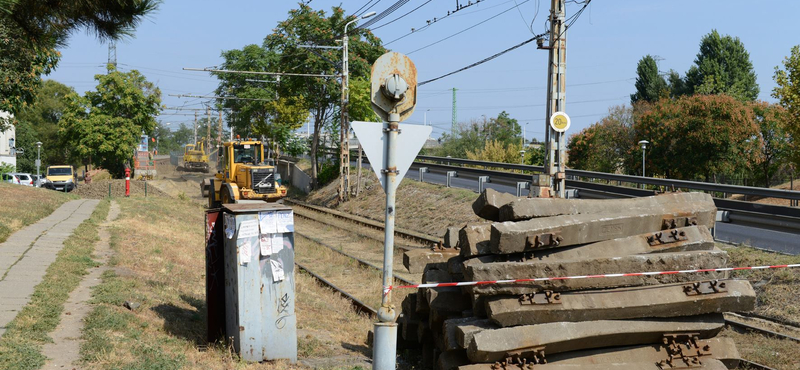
[[351, 121, 432, 193]]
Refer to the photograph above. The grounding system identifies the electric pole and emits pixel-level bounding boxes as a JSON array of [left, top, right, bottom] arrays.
[[542, 0, 567, 198], [107, 40, 117, 71], [451, 88, 457, 134], [206, 106, 211, 153], [218, 110, 223, 148], [193, 111, 198, 144]]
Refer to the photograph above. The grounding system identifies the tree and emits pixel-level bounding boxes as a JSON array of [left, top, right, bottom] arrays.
[[567, 105, 636, 173], [59, 66, 161, 176], [631, 55, 668, 104], [749, 102, 790, 187], [634, 94, 758, 180], [0, 0, 159, 120], [773, 45, 800, 166], [349, 76, 380, 122], [684, 30, 759, 101], [261, 3, 385, 187], [435, 112, 523, 159], [14, 80, 74, 166]]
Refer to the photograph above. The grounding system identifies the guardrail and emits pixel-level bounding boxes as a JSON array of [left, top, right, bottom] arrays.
[[417, 155, 800, 202]]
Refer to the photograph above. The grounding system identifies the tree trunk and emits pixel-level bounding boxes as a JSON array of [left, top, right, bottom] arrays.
[[310, 112, 323, 189]]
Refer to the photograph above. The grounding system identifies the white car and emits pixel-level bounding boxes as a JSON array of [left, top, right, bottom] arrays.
[[11, 173, 34, 186], [1, 173, 21, 184]]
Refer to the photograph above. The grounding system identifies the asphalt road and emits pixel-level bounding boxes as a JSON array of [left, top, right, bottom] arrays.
[[359, 162, 800, 255]]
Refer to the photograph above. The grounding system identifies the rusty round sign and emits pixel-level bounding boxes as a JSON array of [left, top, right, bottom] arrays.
[[370, 52, 417, 122]]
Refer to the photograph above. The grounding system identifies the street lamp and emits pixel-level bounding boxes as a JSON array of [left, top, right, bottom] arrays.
[[424, 108, 431, 126], [638, 140, 649, 177], [35, 141, 42, 186], [342, 11, 377, 106]]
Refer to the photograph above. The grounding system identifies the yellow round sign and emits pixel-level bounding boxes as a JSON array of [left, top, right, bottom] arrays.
[[550, 112, 571, 133]]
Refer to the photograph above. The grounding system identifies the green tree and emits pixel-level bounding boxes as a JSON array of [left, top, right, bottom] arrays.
[[59, 66, 161, 176], [435, 112, 523, 159], [349, 76, 380, 122], [261, 3, 385, 187], [631, 55, 668, 104], [0, 0, 159, 120], [634, 94, 758, 180], [773, 45, 800, 166], [748, 102, 790, 187], [567, 105, 636, 173], [14, 80, 74, 166], [684, 30, 759, 101]]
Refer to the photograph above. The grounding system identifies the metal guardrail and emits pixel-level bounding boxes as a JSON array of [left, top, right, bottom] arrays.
[[417, 155, 800, 201]]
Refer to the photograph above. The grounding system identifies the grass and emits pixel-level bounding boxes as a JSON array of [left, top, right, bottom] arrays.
[[721, 243, 800, 325], [0, 182, 77, 243], [79, 195, 373, 369], [0, 199, 109, 370]]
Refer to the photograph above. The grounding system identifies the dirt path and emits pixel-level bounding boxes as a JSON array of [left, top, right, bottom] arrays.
[[41, 201, 120, 369]]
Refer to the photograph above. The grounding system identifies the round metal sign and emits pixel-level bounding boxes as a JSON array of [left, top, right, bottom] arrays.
[[549, 112, 571, 133]]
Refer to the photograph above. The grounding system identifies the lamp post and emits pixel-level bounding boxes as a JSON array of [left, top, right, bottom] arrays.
[[638, 140, 649, 189], [339, 11, 376, 202], [424, 108, 430, 126], [35, 141, 42, 186]]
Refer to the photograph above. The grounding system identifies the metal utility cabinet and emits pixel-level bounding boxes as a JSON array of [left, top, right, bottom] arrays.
[[206, 203, 297, 363]]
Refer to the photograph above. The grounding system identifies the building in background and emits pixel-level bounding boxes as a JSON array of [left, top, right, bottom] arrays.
[[0, 111, 16, 170]]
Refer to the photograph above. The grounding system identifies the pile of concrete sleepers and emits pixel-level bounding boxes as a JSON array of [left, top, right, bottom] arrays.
[[400, 189, 755, 369]]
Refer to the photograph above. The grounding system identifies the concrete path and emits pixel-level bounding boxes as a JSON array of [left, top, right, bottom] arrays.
[[0, 199, 99, 337], [42, 201, 118, 369]]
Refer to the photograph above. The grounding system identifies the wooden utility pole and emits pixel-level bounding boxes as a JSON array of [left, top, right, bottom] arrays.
[[543, 0, 567, 198], [218, 110, 223, 147]]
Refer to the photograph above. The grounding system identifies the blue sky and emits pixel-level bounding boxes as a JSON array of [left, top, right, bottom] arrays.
[[47, 0, 800, 141]]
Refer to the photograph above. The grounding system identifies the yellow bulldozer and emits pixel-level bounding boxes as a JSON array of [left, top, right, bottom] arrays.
[[182, 141, 210, 173], [202, 139, 287, 207]]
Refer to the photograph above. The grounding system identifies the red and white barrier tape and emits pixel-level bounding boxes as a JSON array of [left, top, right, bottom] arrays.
[[384, 263, 800, 293]]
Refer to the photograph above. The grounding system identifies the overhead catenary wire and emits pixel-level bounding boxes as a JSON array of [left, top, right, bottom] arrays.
[[357, 0, 411, 30], [406, 0, 531, 55], [368, 0, 433, 31], [384, 0, 493, 46], [418, 34, 543, 86]]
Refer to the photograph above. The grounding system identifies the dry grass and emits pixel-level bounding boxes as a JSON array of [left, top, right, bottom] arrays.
[[721, 243, 800, 325], [79, 195, 376, 369], [305, 174, 481, 237], [719, 328, 800, 369], [0, 182, 77, 243]]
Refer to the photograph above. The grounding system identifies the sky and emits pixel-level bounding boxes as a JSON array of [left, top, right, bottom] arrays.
[[47, 0, 800, 142]]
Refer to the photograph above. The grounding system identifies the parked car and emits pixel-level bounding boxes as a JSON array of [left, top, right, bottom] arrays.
[[31, 174, 44, 187], [1, 173, 21, 185], [43, 165, 77, 192], [13, 173, 34, 187]]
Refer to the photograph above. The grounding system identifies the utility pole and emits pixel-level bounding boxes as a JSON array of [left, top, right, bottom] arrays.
[[451, 88, 457, 134], [107, 40, 117, 71], [542, 0, 567, 198], [206, 106, 211, 153], [193, 111, 198, 144], [218, 110, 223, 148]]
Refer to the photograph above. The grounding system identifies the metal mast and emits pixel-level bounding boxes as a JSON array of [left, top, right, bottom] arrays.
[[451, 88, 457, 134]]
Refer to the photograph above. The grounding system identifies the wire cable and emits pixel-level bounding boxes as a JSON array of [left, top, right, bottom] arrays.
[[358, 0, 411, 30], [418, 34, 544, 86], [369, 0, 433, 31], [353, 0, 379, 17], [384, 0, 492, 46], [407, 0, 531, 55]]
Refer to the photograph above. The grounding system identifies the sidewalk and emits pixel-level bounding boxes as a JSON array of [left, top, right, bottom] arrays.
[[0, 199, 99, 336]]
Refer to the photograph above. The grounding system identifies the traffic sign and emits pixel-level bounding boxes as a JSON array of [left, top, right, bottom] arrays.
[[351, 121, 431, 193], [550, 112, 571, 132]]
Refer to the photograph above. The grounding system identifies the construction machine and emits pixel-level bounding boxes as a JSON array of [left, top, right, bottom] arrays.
[[182, 141, 210, 172], [203, 139, 287, 207]]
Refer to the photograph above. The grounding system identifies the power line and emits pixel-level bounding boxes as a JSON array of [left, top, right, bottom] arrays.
[[384, 0, 492, 46], [418, 34, 544, 86], [419, 78, 635, 94], [407, 0, 531, 55], [357, 0, 383, 17], [357, 0, 411, 30], [368, 0, 433, 31], [353, 0, 379, 17]]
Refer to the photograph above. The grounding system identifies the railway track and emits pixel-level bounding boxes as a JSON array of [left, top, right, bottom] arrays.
[[285, 198, 441, 249]]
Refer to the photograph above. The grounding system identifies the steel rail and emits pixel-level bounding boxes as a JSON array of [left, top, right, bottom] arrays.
[[296, 231, 417, 286], [285, 198, 441, 247], [292, 208, 420, 252], [724, 317, 800, 343], [296, 262, 377, 317], [738, 359, 778, 370]]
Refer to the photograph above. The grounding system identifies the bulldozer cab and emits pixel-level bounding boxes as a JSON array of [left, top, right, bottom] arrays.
[[205, 139, 287, 207], [184, 144, 195, 154]]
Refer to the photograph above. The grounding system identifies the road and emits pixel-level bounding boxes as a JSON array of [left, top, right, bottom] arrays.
[[358, 162, 800, 255]]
